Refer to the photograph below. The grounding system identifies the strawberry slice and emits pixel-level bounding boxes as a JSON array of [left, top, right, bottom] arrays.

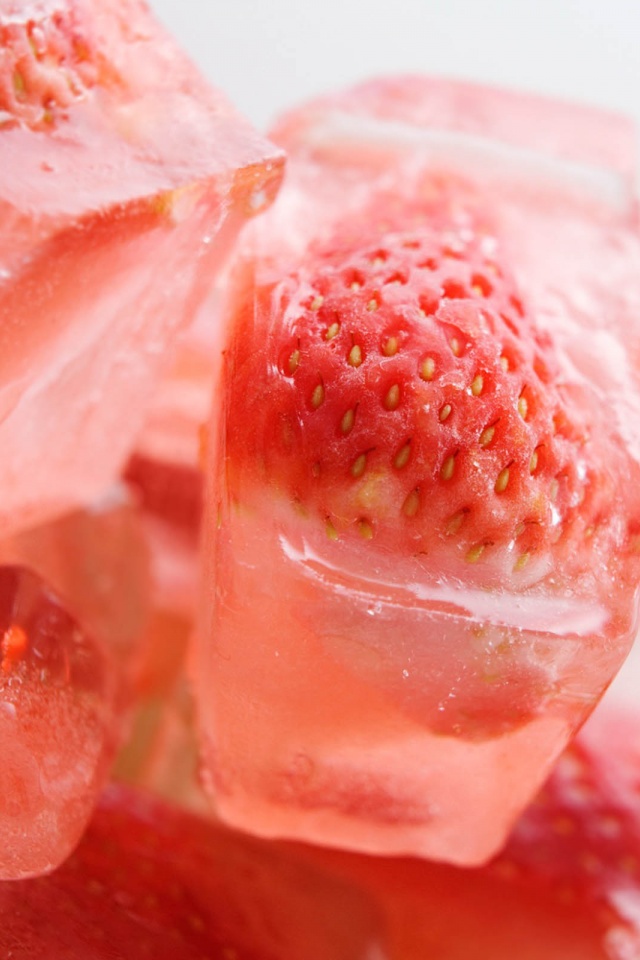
[[0, 783, 380, 960]]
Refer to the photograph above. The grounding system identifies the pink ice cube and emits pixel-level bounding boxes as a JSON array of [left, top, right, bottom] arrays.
[[0, 490, 149, 878], [0, 0, 283, 537], [194, 78, 640, 864], [0, 565, 114, 879]]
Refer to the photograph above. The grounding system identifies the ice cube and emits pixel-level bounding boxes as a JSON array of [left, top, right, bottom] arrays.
[[306, 700, 640, 959], [0, 486, 150, 680], [194, 78, 640, 863], [132, 286, 226, 473], [0, 0, 284, 536], [0, 489, 150, 878], [0, 566, 115, 879], [115, 460, 203, 809]]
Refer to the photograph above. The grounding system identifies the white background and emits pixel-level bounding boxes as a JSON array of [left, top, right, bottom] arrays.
[[150, 0, 640, 135]]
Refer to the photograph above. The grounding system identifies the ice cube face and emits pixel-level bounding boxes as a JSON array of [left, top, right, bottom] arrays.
[[133, 287, 226, 472], [0, 0, 283, 537], [195, 79, 640, 863], [312, 701, 640, 960]]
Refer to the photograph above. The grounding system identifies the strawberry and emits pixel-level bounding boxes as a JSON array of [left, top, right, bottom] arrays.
[[483, 707, 640, 958], [497, 706, 640, 908], [0, 783, 379, 960], [227, 196, 634, 591]]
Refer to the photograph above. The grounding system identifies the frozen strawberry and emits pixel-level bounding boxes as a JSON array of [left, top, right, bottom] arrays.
[[229, 200, 625, 594], [195, 79, 640, 864], [0, 783, 381, 960], [0, 0, 284, 537]]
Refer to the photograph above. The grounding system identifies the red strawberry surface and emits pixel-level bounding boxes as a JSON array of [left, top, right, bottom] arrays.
[[228, 194, 636, 593], [0, 783, 380, 960], [491, 707, 640, 958]]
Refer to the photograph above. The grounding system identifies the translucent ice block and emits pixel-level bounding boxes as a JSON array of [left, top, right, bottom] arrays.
[[195, 79, 640, 863], [0, 0, 284, 537], [132, 286, 226, 473], [0, 565, 115, 879], [0, 490, 150, 878], [0, 487, 150, 681]]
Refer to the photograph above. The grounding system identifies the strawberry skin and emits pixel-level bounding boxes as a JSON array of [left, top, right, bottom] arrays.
[[0, 783, 379, 960], [228, 198, 634, 591], [498, 707, 640, 914]]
